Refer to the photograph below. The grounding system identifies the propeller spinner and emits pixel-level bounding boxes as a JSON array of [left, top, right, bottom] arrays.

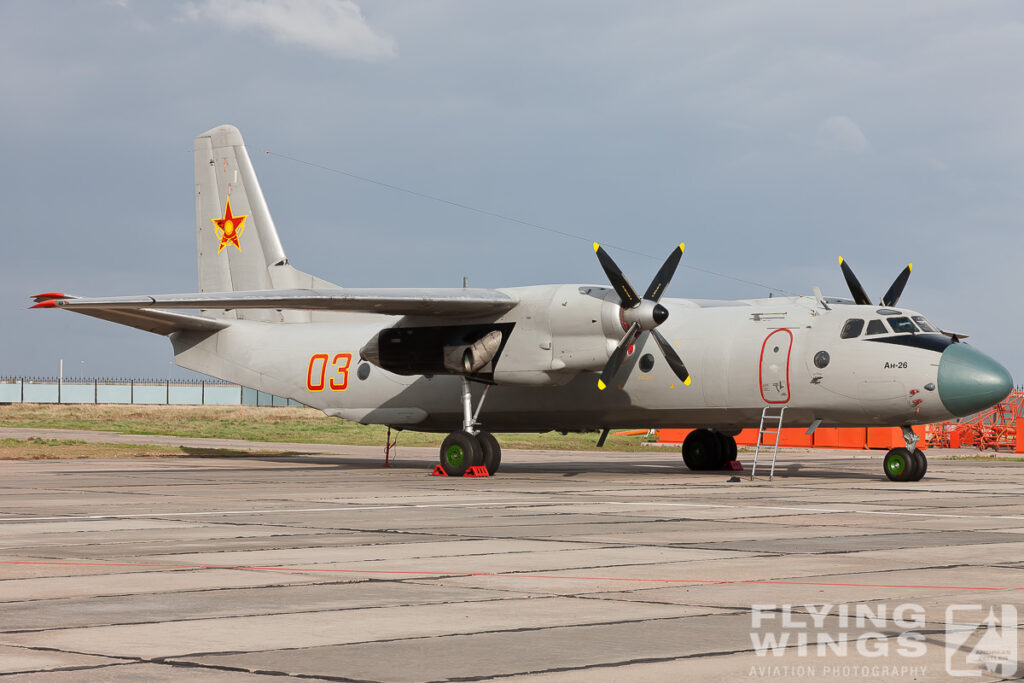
[[593, 243, 691, 390]]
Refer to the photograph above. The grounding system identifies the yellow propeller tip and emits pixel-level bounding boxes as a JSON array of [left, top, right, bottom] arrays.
[[908, 263, 913, 271], [679, 243, 685, 252], [838, 256, 844, 264], [593, 242, 600, 253], [684, 377, 692, 386], [597, 379, 606, 390]]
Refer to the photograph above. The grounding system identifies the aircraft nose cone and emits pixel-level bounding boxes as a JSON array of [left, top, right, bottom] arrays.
[[652, 304, 669, 325], [937, 344, 1013, 417]]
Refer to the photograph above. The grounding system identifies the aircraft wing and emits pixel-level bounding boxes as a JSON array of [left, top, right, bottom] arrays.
[[29, 293, 231, 335], [31, 288, 518, 318]]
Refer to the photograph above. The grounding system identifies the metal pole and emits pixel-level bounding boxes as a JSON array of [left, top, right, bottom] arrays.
[[58, 359, 62, 404], [201, 380, 205, 405]]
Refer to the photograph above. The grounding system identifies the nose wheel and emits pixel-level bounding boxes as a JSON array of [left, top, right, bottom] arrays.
[[883, 426, 927, 482], [438, 378, 502, 476]]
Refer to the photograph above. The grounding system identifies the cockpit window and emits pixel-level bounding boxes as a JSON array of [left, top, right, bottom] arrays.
[[888, 317, 919, 334], [840, 319, 865, 339], [912, 316, 937, 333], [865, 319, 887, 335]]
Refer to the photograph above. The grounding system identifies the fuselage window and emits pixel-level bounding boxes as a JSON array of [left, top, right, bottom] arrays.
[[888, 317, 919, 334], [865, 319, 886, 335], [912, 316, 937, 333], [840, 319, 865, 339], [639, 353, 655, 373]]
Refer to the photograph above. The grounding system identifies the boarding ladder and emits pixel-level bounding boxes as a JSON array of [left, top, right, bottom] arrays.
[[750, 405, 786, 481]]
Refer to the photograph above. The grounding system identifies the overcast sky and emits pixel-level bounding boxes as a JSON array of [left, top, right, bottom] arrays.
[[2, 1, 1022, 381]]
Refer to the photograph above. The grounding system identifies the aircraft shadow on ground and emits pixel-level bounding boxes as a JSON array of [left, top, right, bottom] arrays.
[[175, 449, 882, 480]]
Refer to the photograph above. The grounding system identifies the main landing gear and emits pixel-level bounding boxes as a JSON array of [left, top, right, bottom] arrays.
[[438, 378, 502, 476], [883, 425, 928, 482], [681, 429, 737, 471]]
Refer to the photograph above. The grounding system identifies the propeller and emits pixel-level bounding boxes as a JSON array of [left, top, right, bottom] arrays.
[[593, 242, 690, 390], [838, 257, 913, 307], [838, 257, 965, 341]]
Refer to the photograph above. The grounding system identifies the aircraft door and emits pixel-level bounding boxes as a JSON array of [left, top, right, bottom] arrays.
[[759, 329, 792, 404]]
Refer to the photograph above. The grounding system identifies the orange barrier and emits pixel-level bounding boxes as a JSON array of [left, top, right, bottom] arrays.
[[735, 429, 759, 446], [659, 428, 693, 443], [837, 428, 868, 449], [867, 425, 928, 450], [657, 425, 926, 450], [812, 428, 840, 448], [773, 429, 813, 447], [658, 390, 1024, 451]]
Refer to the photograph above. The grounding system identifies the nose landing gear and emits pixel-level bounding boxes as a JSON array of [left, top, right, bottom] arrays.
[[883, 426, 927, 482], [438, 377, 502, 476]]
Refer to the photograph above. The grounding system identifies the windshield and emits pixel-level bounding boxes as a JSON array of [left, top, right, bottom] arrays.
[[866, 319, 886, 335], [888, 317, 919, 334], [912, 315, 937, 333]]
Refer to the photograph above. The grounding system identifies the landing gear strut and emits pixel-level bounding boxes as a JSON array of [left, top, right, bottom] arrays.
[[438, 378, 502, 476], [883, 425, 927, 482]]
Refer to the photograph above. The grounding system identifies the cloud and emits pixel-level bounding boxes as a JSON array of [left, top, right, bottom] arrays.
[[814, 115, 869, 153], [183, 0, 394, 60]]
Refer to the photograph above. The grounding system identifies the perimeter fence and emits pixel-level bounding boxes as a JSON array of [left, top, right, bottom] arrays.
[[0, 377, 303, 407]]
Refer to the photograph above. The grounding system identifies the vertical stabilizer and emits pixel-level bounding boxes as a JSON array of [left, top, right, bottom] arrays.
[[194, 125, 337, 320]]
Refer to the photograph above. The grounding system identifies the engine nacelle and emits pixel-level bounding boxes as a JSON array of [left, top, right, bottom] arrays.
[[545, 285, 623, 372]]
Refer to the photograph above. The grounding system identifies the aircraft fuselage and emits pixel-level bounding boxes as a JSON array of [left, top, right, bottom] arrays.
[[170, 284, 1006, 434]]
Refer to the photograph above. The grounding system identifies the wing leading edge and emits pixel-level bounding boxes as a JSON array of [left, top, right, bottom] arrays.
[[31, 293, 230, 335], [31, 288, 518, 318]]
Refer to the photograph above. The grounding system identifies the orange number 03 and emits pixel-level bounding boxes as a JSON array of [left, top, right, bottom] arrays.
[[306, 353, 352, 392]]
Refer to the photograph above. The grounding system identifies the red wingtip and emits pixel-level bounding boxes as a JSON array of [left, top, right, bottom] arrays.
[[30, 300, 58, 309], [32, 292, 67, 300]]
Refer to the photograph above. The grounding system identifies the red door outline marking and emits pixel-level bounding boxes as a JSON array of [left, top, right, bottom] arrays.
[[759, 328, 793, 404]]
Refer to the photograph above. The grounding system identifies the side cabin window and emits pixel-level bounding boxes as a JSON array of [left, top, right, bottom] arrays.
[[912, 316, 937, 333], [888, 317, 919, 334], [840, 319, 865, 339], [865, 319, 887, 335]]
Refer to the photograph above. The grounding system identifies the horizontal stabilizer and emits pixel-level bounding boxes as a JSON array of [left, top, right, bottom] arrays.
[[32, 288, 518, 318]]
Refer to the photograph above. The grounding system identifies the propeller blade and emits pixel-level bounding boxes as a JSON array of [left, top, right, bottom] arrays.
[[643, 243, 685, 302], [880, 264, 912, 307], [838, 257, 872, 306], [594, 243, 641, 308], [651, 328, 691, 385], [597, 322, 640, 390]]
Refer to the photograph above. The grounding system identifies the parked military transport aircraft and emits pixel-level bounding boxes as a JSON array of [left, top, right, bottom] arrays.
[[32, 125, 1013, 481]]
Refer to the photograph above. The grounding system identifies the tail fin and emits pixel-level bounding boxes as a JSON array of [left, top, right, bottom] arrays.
[[194, 125, 336, 319]]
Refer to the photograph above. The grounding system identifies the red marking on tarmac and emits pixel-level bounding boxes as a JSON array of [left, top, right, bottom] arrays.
[[0, 561, 1018, 592]]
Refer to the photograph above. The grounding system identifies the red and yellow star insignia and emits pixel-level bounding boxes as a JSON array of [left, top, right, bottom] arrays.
[[212, 196, 248, 252]]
